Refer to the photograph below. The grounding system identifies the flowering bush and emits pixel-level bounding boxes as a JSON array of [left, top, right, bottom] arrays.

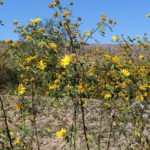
[[0, 1, 150, 150]]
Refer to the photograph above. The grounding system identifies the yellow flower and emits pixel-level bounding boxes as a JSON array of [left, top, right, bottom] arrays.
[[120, 69, 130, 76], [25, 66, 31, 71], [48, 1, 59, 8], [46, 128, 51, 133], [77, 83, 85, 93], [136, 35, 141, 39], [20, 74, 24, 79], [53, 101, 59, 107], [55, 128, 67, 139], [5, 40, 13, 44], [144, 92, 147, 97], [111, 56, 119, 63], [0, 1, 4, 5], [13, 20, 19, 25], [65, 25, 70, 31], [56, 73, 61, 79], [139, 84, 148, 91], [138, 67, 146, 73], [14, 104, 22, 110], [143, 43, 149, 48], [84, 31, 90, 36], [28, 115, 35, 120], [53, 11, 59, 18], [65, 85, 72, 92], [25, 56, 36, 63], [95, 48, 101, 53], [26, 36, 32, 41], [61, 72, 66, 75], [59, 55, 71, 68], [18, 84, 26, 95], [103, 103, 111, 107], [138, 55, 144, 60], [84, 53, 92, 57], [79, 40, 83, 44], [63, 11, 70, 16], [54, 79, 60, 84], [48, 43, 58, 50], [48, 3, 55, 8], [120, 82, 127, 88], [104, 93, 112, 99], [39, 27, 45, 32], [111, 36, 117, 42], [127, 60, 132, 64], [118, 92, 125, 97], [30, 18, 42, 25], [26, 23, 31, 28], [125, 96, 129, 101], [14, 139, 20, 145], [49, 84, 57, 90], [104, 53, 111, 59], [136, 94, 144, 101], [108, 19, 113, 24], [21, 31, 25, 36], [146, 13, 150, 17], [70, 53, 76, 57], [45, 91, 49, 95], [101, 14, 106, 21], [37, 60, 46, 70]]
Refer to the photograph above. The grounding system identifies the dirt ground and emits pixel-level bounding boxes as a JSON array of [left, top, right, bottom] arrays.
[[0, 95, 150, 150]]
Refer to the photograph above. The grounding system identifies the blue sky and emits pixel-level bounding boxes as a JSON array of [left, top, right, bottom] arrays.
[[0, 0, 150, 43]]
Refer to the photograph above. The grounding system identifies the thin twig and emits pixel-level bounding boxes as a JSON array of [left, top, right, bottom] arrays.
[[80, 97, 90, 150], [0, 96, 14, 150], [31, 84, 40, 150], [106, 109, 115, 150]]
